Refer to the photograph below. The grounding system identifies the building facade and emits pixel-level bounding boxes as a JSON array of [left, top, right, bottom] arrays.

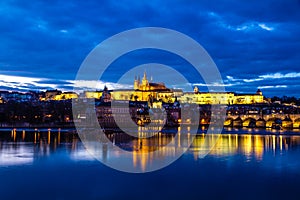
[[80, 73, 264, 105], [33, 73, 264, 105], [179, 89, 263, 105]]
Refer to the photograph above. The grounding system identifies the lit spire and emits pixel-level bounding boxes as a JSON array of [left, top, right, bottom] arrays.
[[143, 70, 147, 80], [141, 70, 149, 86]]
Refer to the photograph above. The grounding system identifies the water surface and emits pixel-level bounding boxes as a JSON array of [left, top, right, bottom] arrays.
[[1, 128, 300, 200]]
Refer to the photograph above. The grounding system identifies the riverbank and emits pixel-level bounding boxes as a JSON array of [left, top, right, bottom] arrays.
[[1, 126, 300, 136]]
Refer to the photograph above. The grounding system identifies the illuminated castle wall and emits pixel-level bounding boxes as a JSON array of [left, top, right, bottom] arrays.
[[79, 73, 265, 105], [180, 87, 263, 104]]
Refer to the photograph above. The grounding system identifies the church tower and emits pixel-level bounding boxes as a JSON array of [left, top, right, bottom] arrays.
[[101, 85, 111, 102], [142, 71, 149, 86], [256, 89, 262, 95], [194, 86, 199, 94], [134, 75, 140, 90]]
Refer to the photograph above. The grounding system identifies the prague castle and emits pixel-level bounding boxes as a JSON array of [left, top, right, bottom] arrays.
[[81, 72, 264, 105], [40, 72, 264, 105]]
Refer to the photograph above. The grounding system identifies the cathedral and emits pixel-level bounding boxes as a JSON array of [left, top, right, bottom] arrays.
[[134, 71, 169, 91], [132, 71, 174, 102]]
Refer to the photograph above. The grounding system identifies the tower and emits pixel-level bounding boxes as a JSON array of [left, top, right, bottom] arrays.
[[142, 71, 149, 87], [194, 86, 199, 94], [134, 75, 140, 90], [256, 89, 262, 95], [101, 85, 111, 102]]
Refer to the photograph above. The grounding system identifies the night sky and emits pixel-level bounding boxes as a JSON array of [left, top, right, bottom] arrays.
[[0, 0, 300, 97]]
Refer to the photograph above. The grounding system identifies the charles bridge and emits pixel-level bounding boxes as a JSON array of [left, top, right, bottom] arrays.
[[224, 113, 300, 129]]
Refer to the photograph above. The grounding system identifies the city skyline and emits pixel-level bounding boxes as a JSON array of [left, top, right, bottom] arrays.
[[0, 72, 298, 100], [0, 0, 300, 97], [2, 1, 300, 199]]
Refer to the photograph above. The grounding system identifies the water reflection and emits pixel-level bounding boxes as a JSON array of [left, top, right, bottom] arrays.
[[1, 128, 300, 171], [0, 129, 83, 166], [191, 134, 300, 162]]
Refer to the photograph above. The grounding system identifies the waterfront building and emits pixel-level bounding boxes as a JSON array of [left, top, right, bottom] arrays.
[[96, 100, 150, 129]]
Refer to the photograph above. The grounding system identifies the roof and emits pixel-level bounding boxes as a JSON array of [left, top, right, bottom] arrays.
[[149, 82, 165, 87], [235, 93, 261, 96], [183, 92, 235, 95], [63, 92, 78, 94]]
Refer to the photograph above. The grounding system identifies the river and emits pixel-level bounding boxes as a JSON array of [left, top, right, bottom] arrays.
[[0, 128, 300, 200]]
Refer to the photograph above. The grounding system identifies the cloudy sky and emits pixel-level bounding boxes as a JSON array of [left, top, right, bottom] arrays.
[[0, 0, 299, 97]]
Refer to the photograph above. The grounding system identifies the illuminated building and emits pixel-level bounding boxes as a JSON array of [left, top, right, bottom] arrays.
[[95, 99, 150, 130], [54, 92, 78, 100], [106, 71, 176, 102], [43, 89, 62, 100], [179, 88, 264, 105], [130, 71, 174, 102], [233, 89, 264, 104], [180, 91, 235, 104], [40, 73, 264, 105], [84, 75, 264, 105], [84, 91, 102, 99]]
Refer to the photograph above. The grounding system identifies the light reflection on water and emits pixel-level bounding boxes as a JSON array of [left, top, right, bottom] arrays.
[[0, 129, 85, 166], [2, 128, 300, 199], [192, 134, 300, 162], [1, 127, 300, 170]]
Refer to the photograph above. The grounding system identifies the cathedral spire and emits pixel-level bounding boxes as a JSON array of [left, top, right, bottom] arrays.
[[134, 75, 139, 90], [143, 70, 147, 80], [142, 70, 149, 87]]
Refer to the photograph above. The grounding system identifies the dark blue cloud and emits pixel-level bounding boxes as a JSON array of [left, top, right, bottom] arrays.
[[0, 0, 299, 97]]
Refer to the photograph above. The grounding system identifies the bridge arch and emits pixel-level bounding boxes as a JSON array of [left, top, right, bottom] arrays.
[[266, 118, 282, 129], [293, 118, 300, 129], [282, 116, 293, 129], [242, 117, 256, 128], [233, 117, 243, 127], [199, 117, 210, 125], [256, 118, 266, 128], [224, 117, 233, 127]]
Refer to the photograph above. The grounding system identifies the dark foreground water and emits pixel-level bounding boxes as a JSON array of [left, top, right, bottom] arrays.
[[1, 128, 300, 200]]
